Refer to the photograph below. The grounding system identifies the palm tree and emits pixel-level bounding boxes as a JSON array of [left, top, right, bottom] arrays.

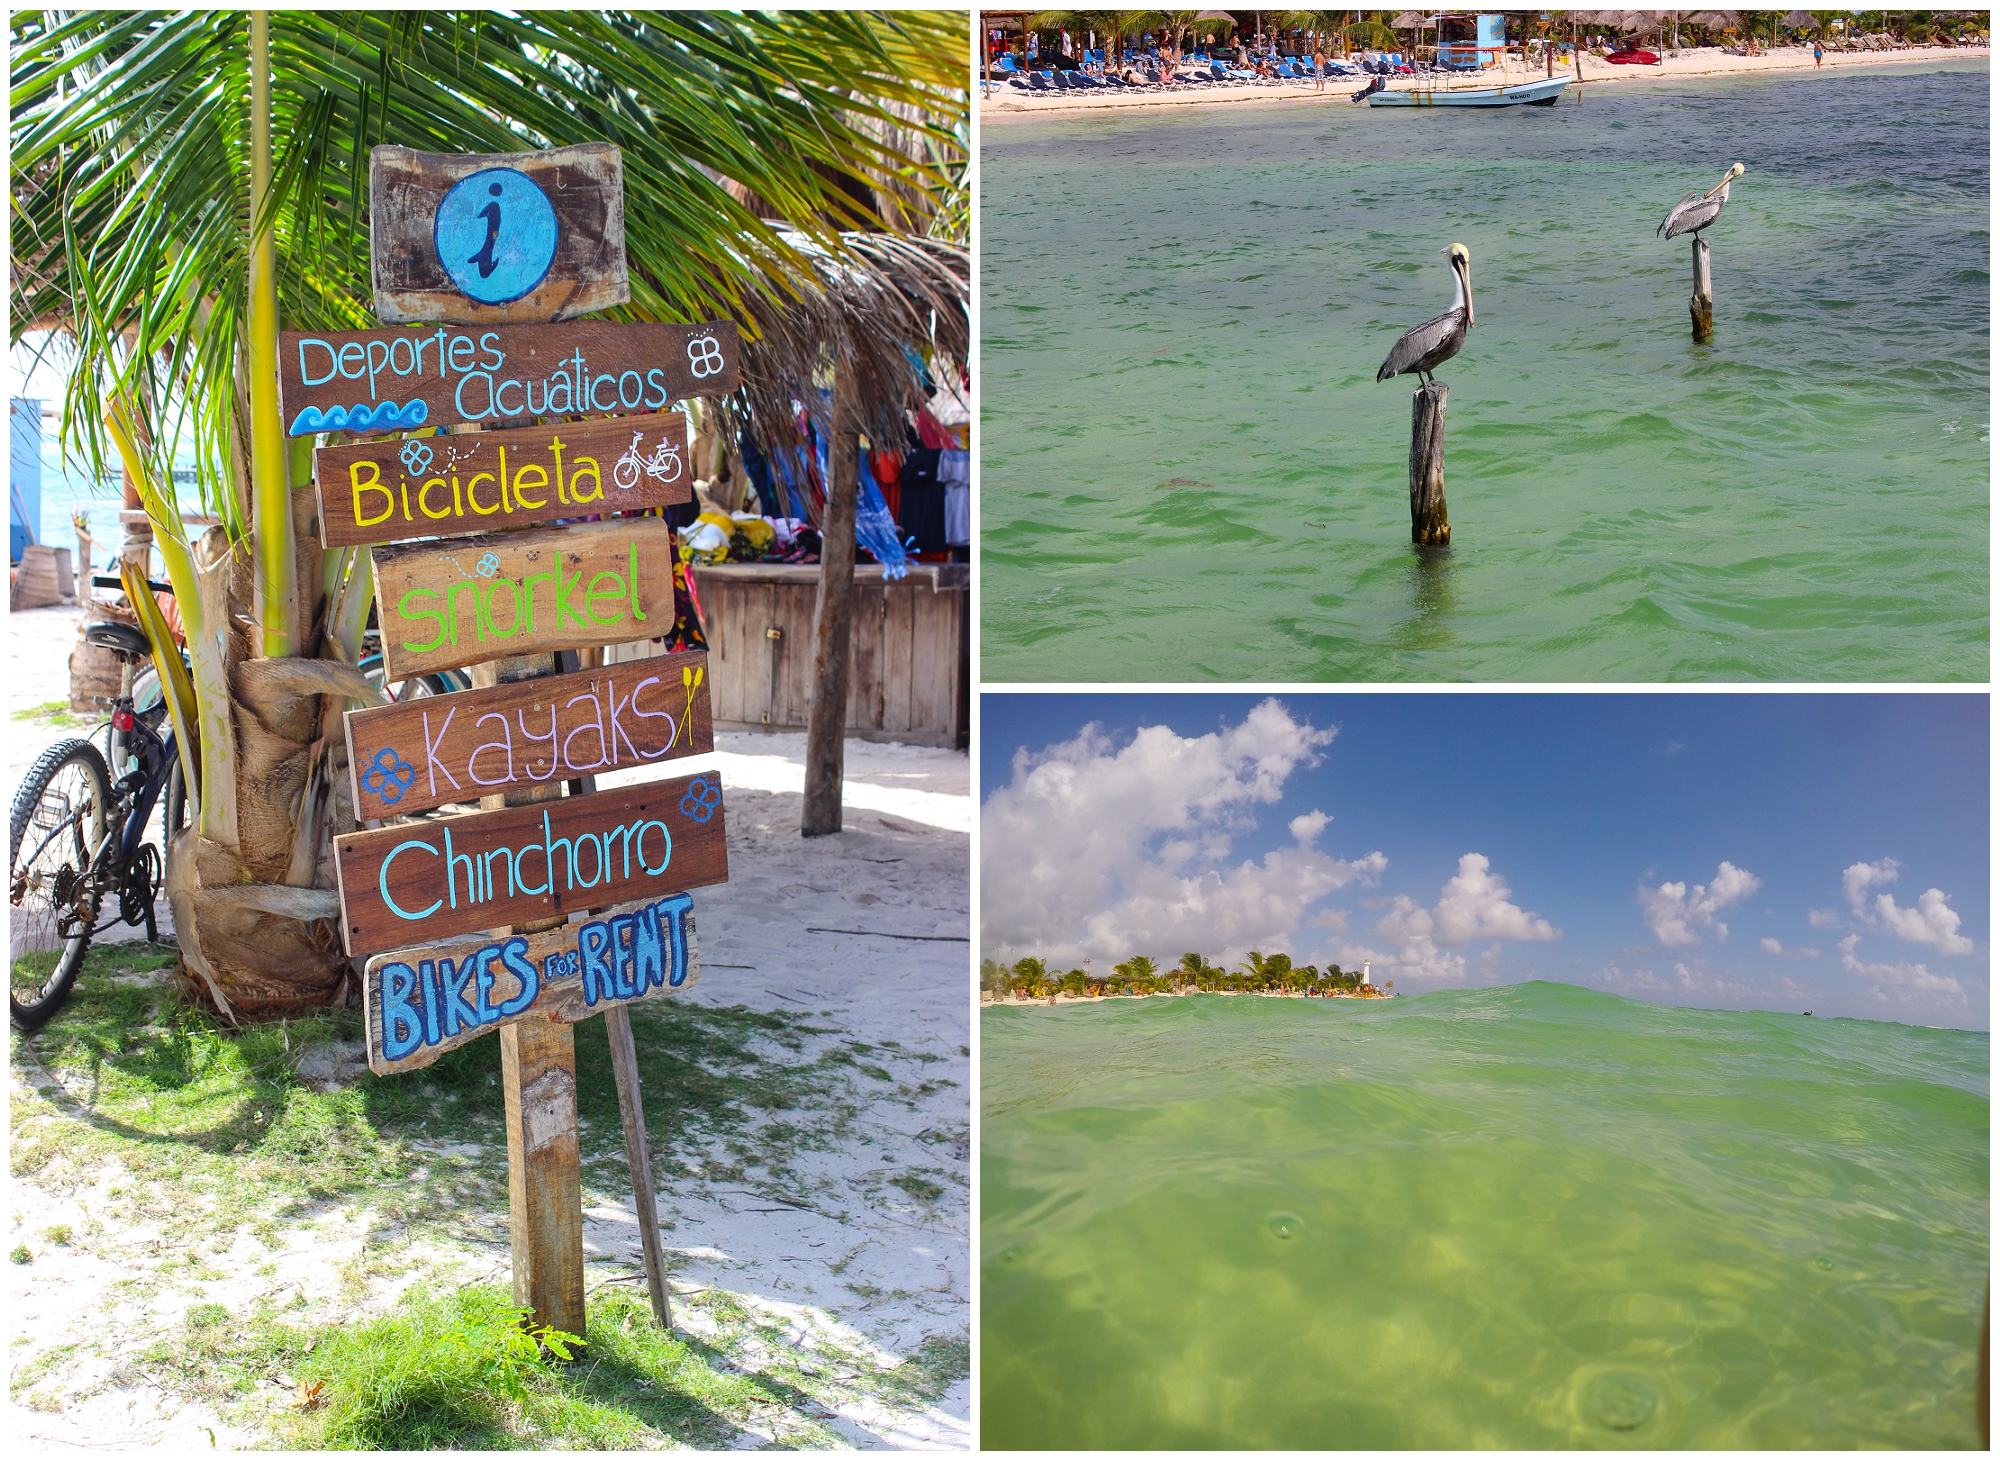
[[1114, 954, 1158, 984], [1174, 951, 1217, 990], [1011, 957, 1048, 998], [12, 10, 967, 1017], [1028, 10, 1158, 71]]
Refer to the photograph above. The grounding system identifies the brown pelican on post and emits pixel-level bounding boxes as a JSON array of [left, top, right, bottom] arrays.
[[1658, 162, 1745, 239], [1377, 243, 1473, 387]]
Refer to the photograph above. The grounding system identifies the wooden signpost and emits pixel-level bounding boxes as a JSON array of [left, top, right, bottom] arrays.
[[362, 890, 699, 1075], [343, 651, 712, 820], [371, 144, 628, 325], [314, 408, 692, 547], [305, 142, 744, 1341], [332, 768, 728, 957], [368, 517, 679, 680], [277, 320, 739, 437]]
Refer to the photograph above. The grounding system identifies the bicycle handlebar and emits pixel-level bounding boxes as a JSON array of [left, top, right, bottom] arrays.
[[93, 574, 174, 595]]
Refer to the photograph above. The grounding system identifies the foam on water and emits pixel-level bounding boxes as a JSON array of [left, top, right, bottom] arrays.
[[981, 63, 1989, 681], [981, 983, 1988, 1448]]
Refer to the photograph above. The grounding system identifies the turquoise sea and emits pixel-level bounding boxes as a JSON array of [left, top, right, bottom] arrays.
[[981, 985, 1988, 1448], [980, 62, 1989, 680]]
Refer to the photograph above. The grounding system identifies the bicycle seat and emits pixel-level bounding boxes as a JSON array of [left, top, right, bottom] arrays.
[[84, 621, 152, 657]]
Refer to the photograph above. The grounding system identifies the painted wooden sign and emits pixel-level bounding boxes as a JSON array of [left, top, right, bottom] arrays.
[[332, 770, 728, 958], [345, 652, 712, 820], [371, 144, 628, 326], [315, 410, 691, 548], [363, 891, 699, 1076], [277, 320, 739, 437], [371, 517, 675, 680]]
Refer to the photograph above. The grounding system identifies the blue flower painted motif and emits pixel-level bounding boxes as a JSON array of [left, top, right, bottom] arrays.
[[679, 777, 722, 824], [475, 552, 501, 578], [399, 438, 435, 475], [362, 747, 417, 805]]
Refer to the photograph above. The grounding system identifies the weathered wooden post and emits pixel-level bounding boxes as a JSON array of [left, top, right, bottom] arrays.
[[1690, 236, 1714, 343], [802, 364, 860, 837], [298, 143, 741, 1345], [1409, 381, 1450, 546]]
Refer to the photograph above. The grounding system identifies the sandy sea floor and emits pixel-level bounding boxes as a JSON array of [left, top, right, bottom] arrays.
[[980, 43, 1986, 121], [8, 601, 971, 1449]]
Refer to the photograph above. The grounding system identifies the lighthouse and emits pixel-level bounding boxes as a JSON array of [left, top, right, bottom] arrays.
[[1362, 960, 1371, 987]]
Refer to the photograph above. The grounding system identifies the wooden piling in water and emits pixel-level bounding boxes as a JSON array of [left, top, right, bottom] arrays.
[[1409, 381, 1450, 546], [1691, 236, 1714, 343]]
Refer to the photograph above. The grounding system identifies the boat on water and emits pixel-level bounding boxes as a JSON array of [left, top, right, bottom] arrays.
[[1369, 74, 1571, 107]]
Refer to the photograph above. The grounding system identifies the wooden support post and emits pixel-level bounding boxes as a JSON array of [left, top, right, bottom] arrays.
[[802, 367, 860, 838], [501, 1016, 586, 1339], [562, 757, 672, 1331], [478, 649, 585, 1340], [606, 1003, 673, 1329], [1408, 381, 1450, 546], [1690, 236, 1714, 343]]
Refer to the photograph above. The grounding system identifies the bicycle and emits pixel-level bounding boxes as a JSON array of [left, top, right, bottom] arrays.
[[10, 612, 188, 1029], [612, 429, 684, 491]]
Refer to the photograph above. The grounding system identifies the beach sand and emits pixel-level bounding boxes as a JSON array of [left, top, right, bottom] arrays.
[[8, 609, 971, 1449], [979, 43, 1986, 122]]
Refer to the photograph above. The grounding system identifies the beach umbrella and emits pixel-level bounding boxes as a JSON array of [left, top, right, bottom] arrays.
[[1780, 10, 1814, 27], [1390, 10, 1425, 25]]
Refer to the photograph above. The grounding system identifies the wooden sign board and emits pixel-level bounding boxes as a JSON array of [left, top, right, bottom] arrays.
[[332, 770, 728, 957], [364, 891, 699, 1076], [371, 517, 675, 680], [277, 321, 739, 437], [371, 143, 628, 326], [345, 651, 713, 820], [315, 410, 691, 548]]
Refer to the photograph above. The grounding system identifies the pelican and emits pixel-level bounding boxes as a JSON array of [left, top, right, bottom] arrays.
[[1658, 162, 1745, 240], [1377, 242, 1473, 388]]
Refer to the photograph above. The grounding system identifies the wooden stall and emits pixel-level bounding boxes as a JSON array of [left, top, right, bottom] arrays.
[[690, 561, 968, 749]]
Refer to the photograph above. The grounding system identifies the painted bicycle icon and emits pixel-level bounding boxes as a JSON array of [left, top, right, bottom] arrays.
[[612, 430, 684, 491]]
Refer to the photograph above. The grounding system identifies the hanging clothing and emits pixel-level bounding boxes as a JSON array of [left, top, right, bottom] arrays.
[[871, 449, 903, 520], [940, 449, 970, 547], [897, 447, 947, 554]]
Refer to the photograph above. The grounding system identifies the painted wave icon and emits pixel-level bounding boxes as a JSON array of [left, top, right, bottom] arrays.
[[286, 399, 429, 436]]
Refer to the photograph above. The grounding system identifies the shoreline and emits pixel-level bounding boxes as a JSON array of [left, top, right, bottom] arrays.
[[979, 44, 1985, 123], [981, 987, 1393, 1006]]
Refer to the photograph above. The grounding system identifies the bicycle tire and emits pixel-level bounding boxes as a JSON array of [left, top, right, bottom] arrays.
[[356, 653, 468, 702], [10, 739, 111, 1030]]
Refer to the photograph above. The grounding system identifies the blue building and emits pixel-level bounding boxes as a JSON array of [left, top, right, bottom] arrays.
[[1434, 13, 1507, 69], [10, 398, 40, 562]]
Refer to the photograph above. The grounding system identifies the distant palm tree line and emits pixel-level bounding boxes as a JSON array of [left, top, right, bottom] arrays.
[[980, 951, 1392, 1000]]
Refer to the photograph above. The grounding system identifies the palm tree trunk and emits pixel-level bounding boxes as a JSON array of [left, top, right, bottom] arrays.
[[247, 10, 296, 660]]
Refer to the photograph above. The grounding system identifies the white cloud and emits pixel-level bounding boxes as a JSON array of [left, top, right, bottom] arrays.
[[980, 699, 1386, 964], [1843, 858, 1899, 911], [1807, 907, 1844, 930], [1759, 937, 1782, 955], [1595, 959, 1807, 1008], [1358, 853, 1558, 990], [1760, 938, 1822, 959], [1838, 934, 1964, 1001], [1841, 858, 1976, 956], [1639, 861, 1761, 947], [1289, 810, 1331, 845]]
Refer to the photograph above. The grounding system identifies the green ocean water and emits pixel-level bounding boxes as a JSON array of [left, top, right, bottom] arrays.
[[980, 984, 1988, 1448], [980, 62, 1990, 681]]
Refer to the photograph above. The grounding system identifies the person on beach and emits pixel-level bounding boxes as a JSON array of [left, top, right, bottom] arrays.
[[1314, 42, 1326, 93], [1814, 40, 1823, 67]]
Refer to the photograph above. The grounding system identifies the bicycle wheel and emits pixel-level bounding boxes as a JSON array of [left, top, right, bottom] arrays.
[[357, 652, 469, 703], [10, 739, 111, 1029]]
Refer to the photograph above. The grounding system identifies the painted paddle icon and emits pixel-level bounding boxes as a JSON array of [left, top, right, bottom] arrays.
[[433, 167, 559, 305]]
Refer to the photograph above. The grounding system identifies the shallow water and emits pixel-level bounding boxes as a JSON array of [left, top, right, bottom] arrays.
[[980, 63, 1990, 681], [981, 984, 1988, 1448]]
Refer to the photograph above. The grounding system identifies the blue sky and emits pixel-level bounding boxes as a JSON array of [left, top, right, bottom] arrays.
[[979, 693, 1988, 1030]]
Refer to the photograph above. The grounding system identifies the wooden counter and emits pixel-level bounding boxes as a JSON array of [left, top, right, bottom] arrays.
[[691, 561, 968, 749]]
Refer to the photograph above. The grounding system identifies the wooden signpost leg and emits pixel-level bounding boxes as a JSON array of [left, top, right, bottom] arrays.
[[606, 1003, 673, 1328], [476, 649, 586, 1339], [501, 1015, 586, 1338], [563, 757, 672, 1330]]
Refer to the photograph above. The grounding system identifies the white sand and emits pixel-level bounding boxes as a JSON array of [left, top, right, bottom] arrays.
[[7, 614, 971, 1449], [980, 43, 1986, 122]]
